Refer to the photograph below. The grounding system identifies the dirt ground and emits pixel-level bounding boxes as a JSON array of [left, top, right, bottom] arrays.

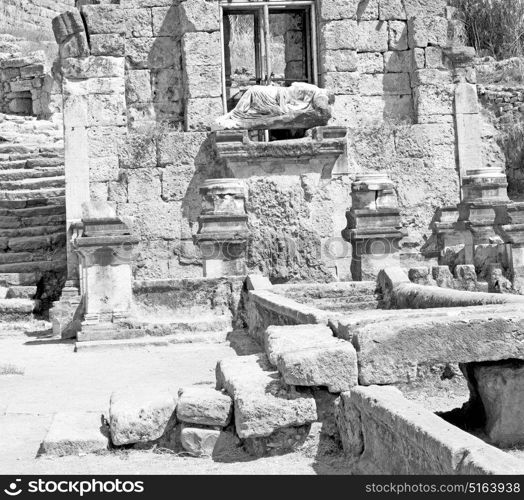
[[0, 321, 351, 475]]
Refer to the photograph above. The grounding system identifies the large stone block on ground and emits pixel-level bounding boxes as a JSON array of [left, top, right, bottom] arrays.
[[277, 341, 358, 393], [41, 412, 109, 457], [216, 354, 317, 439], [356, 308, 524, 385], [264, 324, 334, 365], [109, 386, 177, 446], [177, 387, 232, 427], [471, 361, 524, 448], [336, 385, 524, 474], [180, 426, 238, 457]]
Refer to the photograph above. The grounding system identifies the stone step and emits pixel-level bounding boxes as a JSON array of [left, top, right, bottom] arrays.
[[26, 157, 63, 169], [0, 272, 37, 286], [0, 260, 66, 274], [0, 214, 66, 228], [77, 314, 233, 342], [75, 337, 172, 352], [0, 166, 64, 181], [216, 353, 317, 439], [0, 144, 37, 155], [0, 175, 65, 191], [306, 297, 380, 312], [0, 196, 65, 209], [0, 225, 65, 239], [264, 325, 358, 393], [6, 285, 37, 299], [0, 204, 65, 217], [6, 234, 66, 252], [0, 298, 37, 321], [0, 160, 28, 170], [0, 252, 34, 265], [0, 187, 65, 201], [40, 412, 109, 457]]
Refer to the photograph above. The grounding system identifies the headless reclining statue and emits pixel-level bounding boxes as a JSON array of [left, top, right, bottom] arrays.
[[213, 82, 335, 131]]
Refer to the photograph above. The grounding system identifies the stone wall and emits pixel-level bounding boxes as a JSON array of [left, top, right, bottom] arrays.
[[55, 0, 487, 283], [1, 0, 76, 39], [337, 385, 524, 474], [478, 85, 524, 195]]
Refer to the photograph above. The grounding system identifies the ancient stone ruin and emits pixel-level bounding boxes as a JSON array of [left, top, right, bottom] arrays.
[[2, 0, 524, 475]]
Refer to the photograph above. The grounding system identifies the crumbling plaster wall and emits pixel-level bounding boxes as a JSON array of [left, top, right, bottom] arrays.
[[58, 0, 472, 282]]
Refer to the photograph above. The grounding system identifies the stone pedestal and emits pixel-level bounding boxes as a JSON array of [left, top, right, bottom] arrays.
[[74, 217, 139, 341], [500, 202, 524, 293], [457, 168, 509, 270], [343, 174, 407, 281], [195, 179, 249, 278]]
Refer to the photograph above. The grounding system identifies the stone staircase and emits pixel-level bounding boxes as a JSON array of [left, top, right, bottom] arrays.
[[0, 114, 66, 321]]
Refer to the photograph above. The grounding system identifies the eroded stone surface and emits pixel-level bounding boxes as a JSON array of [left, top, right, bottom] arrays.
[[471, 361, 524, 448], [216, 354, 317, 439], [109, 385, 177, 446], [177, 387, 232, 427], [41, 412, 109, 457]]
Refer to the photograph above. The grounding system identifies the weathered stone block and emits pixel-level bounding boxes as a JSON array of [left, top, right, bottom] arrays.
[[404, 0, 447, 18], [388, 21, 408, 50], [321, 71, 359, 95], [157, 131, 207, 166], [358, 52, 384, 73], [161, 164, 195, 201], [125, 8, 153, 37], [277, 341, 358, 393], [52, 10, 85, 45], [90, 34, 125, 57], [357, 21, 388, 52], [180, 426, 237, 457], [59, 32, 90, 59], [87, 93, 127, 127], [41, 412, 109, 457], [177, 0, 220, 33], [184, 65, 222, 98], [118, 134, 157, 169], [61, 56, 125, 79], [379, 0, 406, 20], [125, 37, 154, 70], [411, 69, 453, 87], [152, 68, 183, 102], [126, 169, 162, 202], [384, 50, 411, 73], [109, 386, 177, 446], [425, 46, 445, 69], [126, 69, 152, 104], [89, 156, 119, 182], [330, 94, 358, 128], [185, 97, 223, 131], [414, 84, 454, 117], [182, 32, 221, 66], [318, 0, 360, 20], [152, 6, 177, 37], [320, 20, 358, 51], [116, 201, 182, 241], [177, 387, 233, 427], [470, 361, 524, 448], [216, 354, 318, 439], [81, 5, 125, 35], [455, 82, 479, 114], [88, 126, 127, 158], [320, 49, 358, 73], [356, 310, 524, 385]]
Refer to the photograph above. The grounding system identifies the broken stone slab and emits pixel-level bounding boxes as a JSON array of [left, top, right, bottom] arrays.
[[468, 361, 524, 448], [109, 385, 177, 446], [277, 341, 358, 393], [246, 274, 272, 291], [264, 324, 334, 365], [180, 425, 238, 457], [177, 387, 233, 428], [216, 354, 317, 439], [40, 412, 109, 457], [356, 308, 524, 385]]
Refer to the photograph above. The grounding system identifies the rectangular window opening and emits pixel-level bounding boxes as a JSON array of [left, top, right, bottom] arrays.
[[220, 1, 318, 141]]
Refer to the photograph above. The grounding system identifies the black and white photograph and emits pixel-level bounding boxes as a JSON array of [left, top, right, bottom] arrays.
[[0, 0, 523, 490]]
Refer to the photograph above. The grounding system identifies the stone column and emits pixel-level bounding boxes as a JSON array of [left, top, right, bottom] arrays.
[[195, 179, 249, 278], [500, 202, 524, 293], [343, 173, 407, 281]]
